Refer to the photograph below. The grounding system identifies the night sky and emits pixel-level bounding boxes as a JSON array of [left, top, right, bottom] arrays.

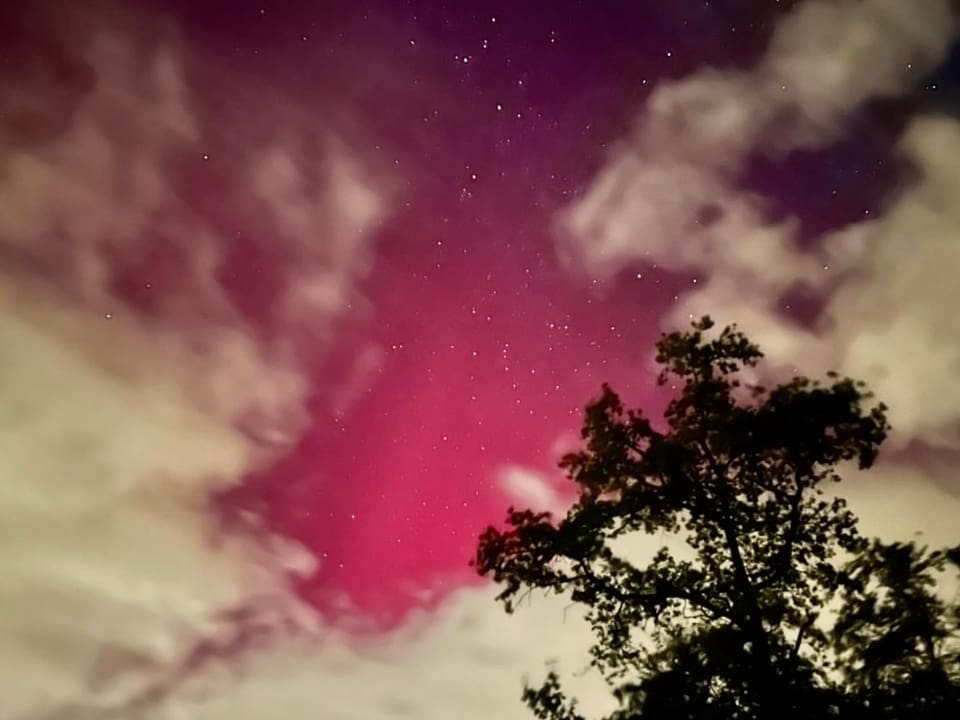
[[179, 0, 768, 621], [187, 0, 945, 621], [3, 1, 960, 718]]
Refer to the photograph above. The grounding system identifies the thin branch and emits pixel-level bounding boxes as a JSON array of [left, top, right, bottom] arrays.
[[756, 475, 805, 590], [790, 612, 819, 666]]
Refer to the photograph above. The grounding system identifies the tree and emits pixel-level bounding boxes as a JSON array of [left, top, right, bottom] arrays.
[[475, 317, 960, 720]]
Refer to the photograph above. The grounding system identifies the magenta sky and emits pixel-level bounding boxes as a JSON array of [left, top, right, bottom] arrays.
[[138, 0, 943, 626], [165, 0, 752, 624]]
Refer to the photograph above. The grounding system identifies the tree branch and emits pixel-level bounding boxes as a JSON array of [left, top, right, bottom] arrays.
[[790, 612, 818, 666], [571, 561, 735, 624], [756, 476, 805, 590]]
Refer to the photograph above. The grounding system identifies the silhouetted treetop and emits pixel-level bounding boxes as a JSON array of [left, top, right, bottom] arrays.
[[476, 317, 959, 720]]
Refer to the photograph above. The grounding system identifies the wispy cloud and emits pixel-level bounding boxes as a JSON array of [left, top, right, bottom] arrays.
[[560, 0, 960, 460], [0, 5, 387, 716]]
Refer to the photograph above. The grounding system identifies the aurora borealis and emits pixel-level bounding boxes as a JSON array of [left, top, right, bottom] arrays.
[[3, 1, 960, 718]]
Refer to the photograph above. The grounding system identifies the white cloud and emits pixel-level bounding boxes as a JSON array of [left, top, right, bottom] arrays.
[[0, 7, 386, 718], [497, 465, 566, 515], [144, 585, 613, 720], [560, 0, 956, 279], [560, 0, 960, 458], [624, 114, 960, 459]]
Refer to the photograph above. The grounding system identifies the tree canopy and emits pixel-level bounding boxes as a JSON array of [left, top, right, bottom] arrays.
[[475, 317, 960, 720]]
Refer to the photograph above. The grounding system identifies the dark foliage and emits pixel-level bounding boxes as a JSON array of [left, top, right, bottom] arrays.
[[476, 317, 960, 720]]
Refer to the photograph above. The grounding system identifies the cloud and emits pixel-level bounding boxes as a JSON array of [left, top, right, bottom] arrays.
[[143, 584, 613, 720], [559, 0, 960, 460], [0, 5, 387, 717], [560, 0, 956, 276], [497, 465, 567, 516]]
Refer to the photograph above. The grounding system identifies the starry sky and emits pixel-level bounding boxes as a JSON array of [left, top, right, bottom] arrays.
[[177, 0, 795, 622], [190, 0, 951, 622], [3, 1, 960, 718]]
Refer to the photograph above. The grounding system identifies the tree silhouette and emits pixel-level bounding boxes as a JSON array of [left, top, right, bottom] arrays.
[[475, 317, 959, 720]]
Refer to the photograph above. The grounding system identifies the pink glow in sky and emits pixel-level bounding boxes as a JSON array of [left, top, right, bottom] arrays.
[[6, 2, 960, 715], [115, 0, 923, 625], [222, 204, 675, 623]]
